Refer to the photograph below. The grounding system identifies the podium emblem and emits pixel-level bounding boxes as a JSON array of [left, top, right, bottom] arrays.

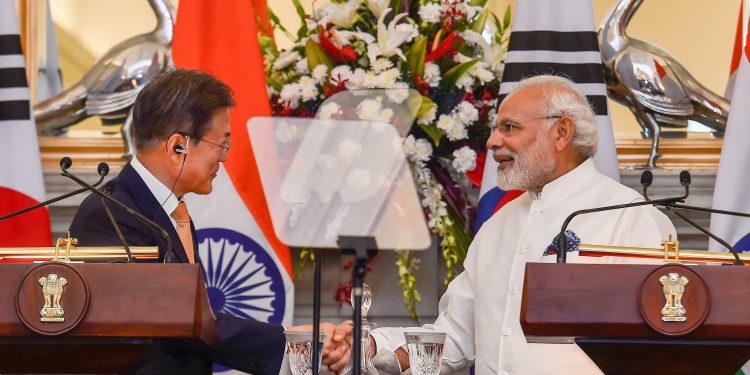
[[659, 272, 688, 322], [39, 274, 68, 322]]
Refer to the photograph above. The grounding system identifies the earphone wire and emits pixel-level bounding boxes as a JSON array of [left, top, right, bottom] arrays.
[[159, 136, 188, 209]]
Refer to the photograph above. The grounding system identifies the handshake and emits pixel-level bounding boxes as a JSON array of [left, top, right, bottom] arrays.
[[288, 320, 375, 374]]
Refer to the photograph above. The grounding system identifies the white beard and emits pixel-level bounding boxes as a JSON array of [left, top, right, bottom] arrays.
[[495, 133, 557, 191]]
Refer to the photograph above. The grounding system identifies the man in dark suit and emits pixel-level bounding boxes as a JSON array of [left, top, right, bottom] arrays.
[[69, 68, 344, 374]]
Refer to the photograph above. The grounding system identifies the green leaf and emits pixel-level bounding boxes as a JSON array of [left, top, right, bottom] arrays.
[[266, 75, 283, 91], [418, 123, 442, 147], [407, 36, 428, 78], [443, 59, 479, 87], [305, 39, 334, 71], [416, 96, 435, 118], [503, 5, 512, 29], [470, 8, 489, 33], [469, 0, 488, 7], [292, 0, 309, 39]]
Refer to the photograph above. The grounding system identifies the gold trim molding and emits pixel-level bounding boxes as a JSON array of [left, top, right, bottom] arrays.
[[39, 135, 127, 171], [616, 137, 722, 170]]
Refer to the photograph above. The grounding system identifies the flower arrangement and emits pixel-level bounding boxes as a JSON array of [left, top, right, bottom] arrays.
[[263, 0, 510, 320]]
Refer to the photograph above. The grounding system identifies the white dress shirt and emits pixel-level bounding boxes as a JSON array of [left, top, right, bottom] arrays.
[[371, 159, 676, 374]]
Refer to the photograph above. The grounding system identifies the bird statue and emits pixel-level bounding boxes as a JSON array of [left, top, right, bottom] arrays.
[[599, 0, 729, 169], [34, 0, 175, 157]]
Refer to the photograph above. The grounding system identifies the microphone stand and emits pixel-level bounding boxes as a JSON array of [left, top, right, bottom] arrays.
[[59, 157, 178, 263], [642, 171, 746, 265], [555, 192, 687, 264], [0, 160, 107, 223]]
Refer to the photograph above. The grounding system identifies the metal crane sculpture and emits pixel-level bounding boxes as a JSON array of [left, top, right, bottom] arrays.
[[599, 0, 729, 168], [34, 0, 175, 157]]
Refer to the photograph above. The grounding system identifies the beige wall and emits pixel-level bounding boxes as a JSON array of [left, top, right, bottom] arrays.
[[44, 0, 740, 134]]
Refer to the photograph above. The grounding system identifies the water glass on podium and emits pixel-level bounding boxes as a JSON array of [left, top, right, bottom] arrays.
[[404, 332, 446, 375], [284, 330, 328, 375]]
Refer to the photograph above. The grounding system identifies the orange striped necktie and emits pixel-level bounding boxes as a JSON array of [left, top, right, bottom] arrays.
[[171, 201, 195, 263]]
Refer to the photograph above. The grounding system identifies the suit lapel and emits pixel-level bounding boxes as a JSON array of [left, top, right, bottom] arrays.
[[119, 164, 190, 263]]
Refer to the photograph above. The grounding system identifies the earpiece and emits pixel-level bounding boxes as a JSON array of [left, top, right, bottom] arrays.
[[174, 135, 190, 155]]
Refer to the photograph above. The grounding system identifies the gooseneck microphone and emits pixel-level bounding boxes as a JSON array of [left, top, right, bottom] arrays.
[[60, 157, 179, 263], [644, 170, 745, 265], [0, 158, 108, 223], [555, 173, 688, 264]]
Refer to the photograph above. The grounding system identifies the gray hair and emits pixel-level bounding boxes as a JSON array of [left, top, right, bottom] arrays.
[[513, 75, 598, 158]]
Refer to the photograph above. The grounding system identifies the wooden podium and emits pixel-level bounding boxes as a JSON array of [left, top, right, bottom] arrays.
[[0, 262, 218, 374], [521, 263, 750, 375]]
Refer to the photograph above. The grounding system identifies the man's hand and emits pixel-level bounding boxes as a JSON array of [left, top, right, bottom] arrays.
[[286, 322, 348, 371], [322, 320, 353, 373]]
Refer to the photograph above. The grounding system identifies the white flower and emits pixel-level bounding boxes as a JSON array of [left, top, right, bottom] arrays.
[[402, 135, 416, 156], [451, 146, 477, 173], [366, 0, 390, 18], [295, 58, 309, 75], [377, 68, 400, 86], [312, 65, 329, 84], [424, 62, 441, 87], [357, 98, 383, 120], [273, 51, 302, 70], [375, 9, 418, 61], [318, 0, 360, 28], [317, 102, 342, 119], [453, 53, 472, 64], [371, 58, 393, 72], [460, 29, 504, 70], [330, 65, 353, 84], [348, 68, 368, 88], [362, 72, 379, 88], [338, 138, 362, 163], [298, 76, 319, 100], [458, 2, 483, 20], [377, 107, 394, 123], [417, 105, 437, 125], [275, 121, 298, 144], [455, 73, 475, 90], [279, 83, 301, 107], [337, 30, 376, 45], [418, 3, 442, 23], [473, 66, 495, 83], [456, 102, 479, 125], [446, 122, 468, 141], [385, 82, 410, 103], [414, 138, 433, 162], [436, 114, 454, 131]]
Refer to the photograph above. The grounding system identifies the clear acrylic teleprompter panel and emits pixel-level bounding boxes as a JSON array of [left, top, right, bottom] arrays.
[[248, 117, 430, 251]]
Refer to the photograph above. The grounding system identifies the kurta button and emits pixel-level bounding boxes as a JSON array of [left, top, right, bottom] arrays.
[[510, 286, 519, 295], [532, 208, 541, 216], [502, 327, 512, 336], [519, 246, 527, 254]]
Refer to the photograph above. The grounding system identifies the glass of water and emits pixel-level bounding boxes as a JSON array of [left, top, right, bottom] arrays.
[[284, 330, 328, 375], [404, 331, 446, 375]]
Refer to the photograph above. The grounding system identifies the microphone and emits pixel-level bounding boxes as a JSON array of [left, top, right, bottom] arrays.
[[555, 171, 687, 264], [0, 157, 108, 223], [61, 159, 179, 263], [643, 171, 744, 266]]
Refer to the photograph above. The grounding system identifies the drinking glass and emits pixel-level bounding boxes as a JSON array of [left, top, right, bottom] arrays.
[[404, 331, 446, 375], [284, 330, 328, 375]]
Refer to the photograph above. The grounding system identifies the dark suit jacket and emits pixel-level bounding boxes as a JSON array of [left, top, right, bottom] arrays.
[[69, 163, 285, 375]]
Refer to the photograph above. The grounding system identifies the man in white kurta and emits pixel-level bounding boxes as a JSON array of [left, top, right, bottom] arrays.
[[324, 75, 676, 375]]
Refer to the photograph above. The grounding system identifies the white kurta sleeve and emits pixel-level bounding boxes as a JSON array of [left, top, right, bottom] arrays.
[[370, 243, 479, 374]]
